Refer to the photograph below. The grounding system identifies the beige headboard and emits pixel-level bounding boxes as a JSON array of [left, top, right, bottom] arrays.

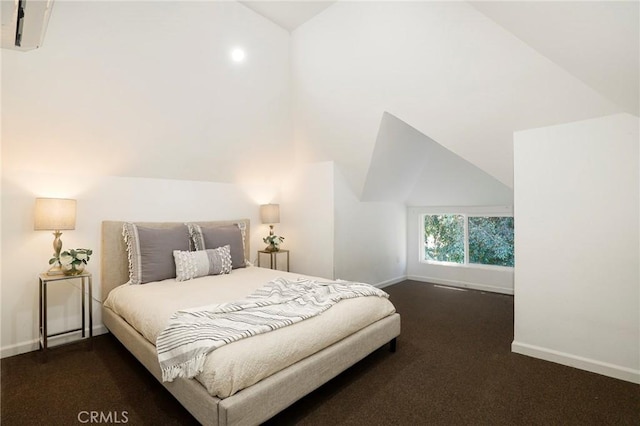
[[101, 219, 250, 301]]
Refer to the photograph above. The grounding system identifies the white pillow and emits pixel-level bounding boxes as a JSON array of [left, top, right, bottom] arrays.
[[173, 245, 232, 282]]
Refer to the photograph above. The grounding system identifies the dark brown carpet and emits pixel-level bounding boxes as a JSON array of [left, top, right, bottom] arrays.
[[1, 280, 638, 425]]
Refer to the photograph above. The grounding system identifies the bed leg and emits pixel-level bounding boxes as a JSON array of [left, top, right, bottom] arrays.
[[389, 338, 397, 353]]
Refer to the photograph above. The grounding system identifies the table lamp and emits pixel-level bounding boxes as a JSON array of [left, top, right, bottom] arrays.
[[34, 198, 77, 275], [260, 204, 280, 236]]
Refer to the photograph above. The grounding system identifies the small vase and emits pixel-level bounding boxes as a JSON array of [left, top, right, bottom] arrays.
[[63, 263, 85, 276], [264, 244, 279, 252]]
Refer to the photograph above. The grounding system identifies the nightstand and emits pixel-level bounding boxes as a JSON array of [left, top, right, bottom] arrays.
[[257, 250, 290, 272], [39, 272, 93, 357]]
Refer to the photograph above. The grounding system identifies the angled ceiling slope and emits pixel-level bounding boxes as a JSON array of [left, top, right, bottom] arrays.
[[471, 1, 639, 115], [362, 113, 513, 206], [239, 1, 336, 32]]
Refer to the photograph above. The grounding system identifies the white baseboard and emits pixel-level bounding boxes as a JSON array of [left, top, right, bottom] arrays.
[[374, 276, 407, 289], [407, 275, 514, 295], [1, 324, 109, 359], [512, 340, 640, 384]]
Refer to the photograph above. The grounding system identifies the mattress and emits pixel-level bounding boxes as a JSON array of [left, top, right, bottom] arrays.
[[103, 266, 396, 398]]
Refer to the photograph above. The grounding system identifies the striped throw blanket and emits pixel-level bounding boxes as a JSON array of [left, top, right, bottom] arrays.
[[157, 277, 389, 382]]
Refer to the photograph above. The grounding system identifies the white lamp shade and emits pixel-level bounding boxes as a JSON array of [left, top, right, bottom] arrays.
[[34, 198, 77, 230], [260, 204, 280, 224]]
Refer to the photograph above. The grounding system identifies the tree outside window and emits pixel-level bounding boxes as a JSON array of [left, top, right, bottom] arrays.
[[468, 216, 514, 267], [423, 214, 514, 268], [424, 214, 464, 264]]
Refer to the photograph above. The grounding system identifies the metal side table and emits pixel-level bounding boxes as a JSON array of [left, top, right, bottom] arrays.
[[257, 249, 290, 272], [39, 272, 93, 359]]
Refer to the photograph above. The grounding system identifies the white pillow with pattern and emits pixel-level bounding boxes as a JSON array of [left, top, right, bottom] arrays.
[[173, 245, 232, 282]]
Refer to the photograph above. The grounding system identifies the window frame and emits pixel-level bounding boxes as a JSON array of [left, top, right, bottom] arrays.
[[420, 212, 514, 271]]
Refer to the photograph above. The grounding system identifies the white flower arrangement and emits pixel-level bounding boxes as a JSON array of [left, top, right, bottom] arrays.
[[263, 234, 284, 251], [51, 248, 93, 275]]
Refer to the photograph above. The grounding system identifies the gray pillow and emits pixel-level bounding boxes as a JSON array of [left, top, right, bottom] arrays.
[[123, 223, 190, 284], [188, 224, 246, 269]]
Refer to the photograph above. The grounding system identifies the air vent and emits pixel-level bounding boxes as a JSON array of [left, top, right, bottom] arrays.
[[1, 0, 54, 51]]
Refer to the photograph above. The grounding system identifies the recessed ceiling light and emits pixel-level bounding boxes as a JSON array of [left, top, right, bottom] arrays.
[[231, 48, 246, 63]]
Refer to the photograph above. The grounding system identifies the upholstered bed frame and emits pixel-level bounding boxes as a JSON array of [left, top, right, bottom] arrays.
[[101, 220, 401, 425]]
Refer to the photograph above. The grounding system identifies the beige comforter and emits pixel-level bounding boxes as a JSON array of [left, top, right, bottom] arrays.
[[103, 266, 396, 398]]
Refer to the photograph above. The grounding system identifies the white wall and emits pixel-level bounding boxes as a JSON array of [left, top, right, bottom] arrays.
[[2, 1, 292, 184], [1, 1, 292, 357], [1, 171, 278, 357], [512, 113, 639, 383], [279, 161, 334, 279], [407, 206, 515, 294], [279, 161, 408, 288], [334, 168, 406, 288]]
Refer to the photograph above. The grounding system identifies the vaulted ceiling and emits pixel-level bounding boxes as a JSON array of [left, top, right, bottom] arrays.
[[471, 1, 638, 115], [244, 1, 638, 116], [239, 1, 336, 32], [288, 1, 638, 202], [3, 1, 637, 207], [362, 113, 513, 206]]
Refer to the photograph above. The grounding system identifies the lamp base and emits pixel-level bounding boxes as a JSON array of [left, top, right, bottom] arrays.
[[46, 264, 64, 276], [47, 231, 65, 275]]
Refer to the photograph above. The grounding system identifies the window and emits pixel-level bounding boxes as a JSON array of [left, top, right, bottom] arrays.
[[424, 214, 464, 264], [422, 214, 514, 268], [468, 216, 514, 267]]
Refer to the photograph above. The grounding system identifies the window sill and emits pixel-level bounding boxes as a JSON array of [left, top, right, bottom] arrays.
[[419, 260, 514, 271]]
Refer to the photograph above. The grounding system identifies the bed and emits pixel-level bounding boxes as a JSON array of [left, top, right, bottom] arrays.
[[101, 219, 401, 425]]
